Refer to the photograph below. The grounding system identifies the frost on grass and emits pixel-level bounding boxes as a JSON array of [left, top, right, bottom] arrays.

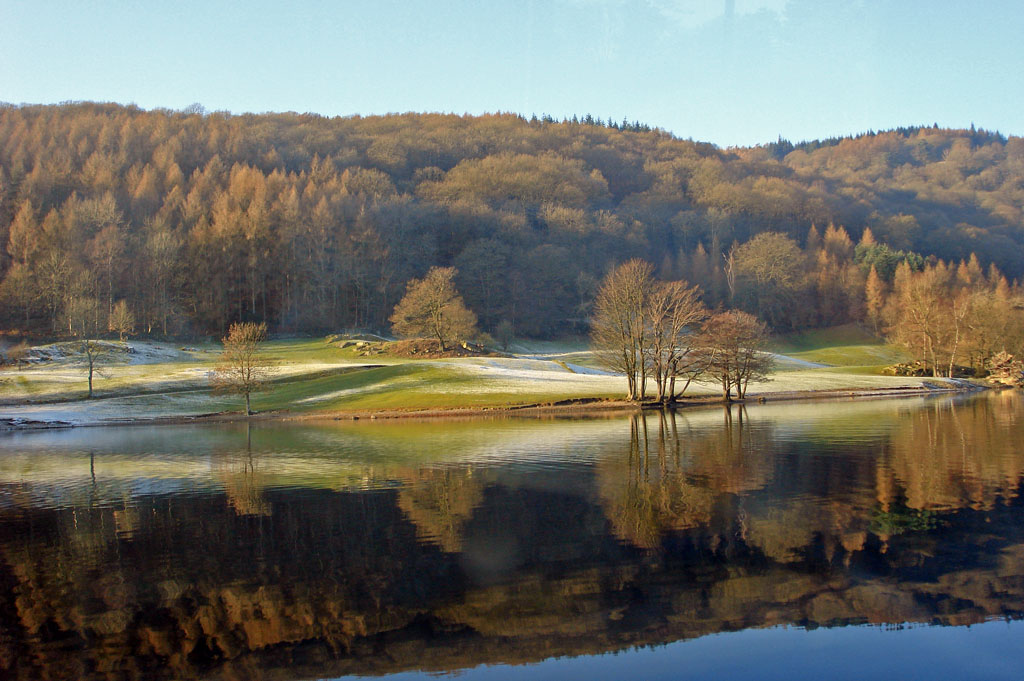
[[295, 371, 426, 405], [1, 391, 222, 427], [457, 360, 628, 395], [747, 369, 936, 394], [0, 338, 948, 427], [769, 353, 828, 369]]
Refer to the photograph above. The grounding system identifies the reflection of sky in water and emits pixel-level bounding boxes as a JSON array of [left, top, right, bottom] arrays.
[[359, 621, 1024, 681]]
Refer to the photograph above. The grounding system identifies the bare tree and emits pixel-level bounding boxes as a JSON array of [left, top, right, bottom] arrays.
[[389, 267, 478, 351], [700, 311, 773, 401], [79, 339, 111, 399], [646, 280, 708, 403], [38, 252, 71, 334], [887, 262, 944, 376], [108, 300, 135, 341], [592, 261, 713, 403], [946, 289, 971, 378], [63, 288, 102, 339], [88, 223, 126, 317], [212, 322, 272, 415], [591, 260, 654, 400], [143, 219, 181, 335]]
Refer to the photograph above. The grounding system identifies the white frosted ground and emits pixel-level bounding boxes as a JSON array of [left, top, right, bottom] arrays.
[[0, 391, 220, 426], [456, 358, 627, 394], [0, 341, 946, 427], [768, 353, 828, 369], [744, 370, 939, 394], [442, 359, 935, 397], [0, 350, 370, 402]]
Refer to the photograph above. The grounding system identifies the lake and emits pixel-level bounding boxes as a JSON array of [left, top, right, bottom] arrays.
[[1, 392, 1023, 680]]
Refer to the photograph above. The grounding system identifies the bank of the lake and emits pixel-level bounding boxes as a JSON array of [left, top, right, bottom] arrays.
[[0, 336, 991, 430]]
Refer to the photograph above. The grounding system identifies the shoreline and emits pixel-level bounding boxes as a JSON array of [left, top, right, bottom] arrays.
[[0, 382, 994, 432]]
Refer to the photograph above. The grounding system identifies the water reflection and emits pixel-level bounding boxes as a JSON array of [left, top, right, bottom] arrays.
[[0, 393, 1022, 680]]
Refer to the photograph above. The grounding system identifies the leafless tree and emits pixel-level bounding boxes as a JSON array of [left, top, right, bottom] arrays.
[[108, 300, 135, 341], [79, 339, 111, 399], [646, 280, 708, 403], [389, 267, 478, 351], [700, 310, 773, 401], [591, 260, 654, 400], [212, 322, 272, 415]]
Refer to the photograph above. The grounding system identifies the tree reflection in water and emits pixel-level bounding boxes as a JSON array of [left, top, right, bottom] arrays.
[[0, 393, 1022, 680]]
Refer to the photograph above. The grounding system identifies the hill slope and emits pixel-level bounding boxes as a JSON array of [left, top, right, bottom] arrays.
[[0, 103, 1021, 337]]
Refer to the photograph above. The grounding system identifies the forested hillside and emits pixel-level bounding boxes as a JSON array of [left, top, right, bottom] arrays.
[[1, 102, 1022, 338]]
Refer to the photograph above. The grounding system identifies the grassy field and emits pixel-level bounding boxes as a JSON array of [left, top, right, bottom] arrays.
[[770, 324, 908, 368], [0, 330, 941, 427]]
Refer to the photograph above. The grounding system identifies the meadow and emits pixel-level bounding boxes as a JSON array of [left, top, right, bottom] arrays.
[[0, 330, 944, 427]]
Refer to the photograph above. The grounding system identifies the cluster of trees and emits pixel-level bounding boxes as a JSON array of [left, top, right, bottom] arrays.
[[533, 112, 655, 133], [592, 236, 1024, 397], [1, 103, 1023, 341], [671, 225, 1023, 366], [667, 226, 928, 330], [591, 260, 772, 402], [882, 258, 1024, 377]]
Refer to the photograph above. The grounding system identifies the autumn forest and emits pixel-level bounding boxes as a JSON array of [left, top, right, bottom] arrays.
[[1, 102, 1023, 356]]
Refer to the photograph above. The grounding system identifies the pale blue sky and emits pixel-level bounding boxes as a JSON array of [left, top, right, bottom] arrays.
[[1, 0, 1021, 146]]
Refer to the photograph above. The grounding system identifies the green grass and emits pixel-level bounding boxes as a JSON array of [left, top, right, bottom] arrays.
[[771, 324, 907, 368], [751, 367, 927, 393], [771, 324, 881, 352], [253, 364, 426, 411], [2, 333, 938, 424], [813, 364, 896, 376], [553, 359, 576, 373], [262, 337, 376, 363], [511, 338, 590, 354], [787, 345, 908, 367], [246, 362, 621, 413]]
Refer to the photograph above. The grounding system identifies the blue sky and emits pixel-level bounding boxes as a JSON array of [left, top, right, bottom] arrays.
[[2, 0, 1022, 146]]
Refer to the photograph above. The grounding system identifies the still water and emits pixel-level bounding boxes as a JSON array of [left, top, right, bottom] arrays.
[[0, 392, 1023, 680]]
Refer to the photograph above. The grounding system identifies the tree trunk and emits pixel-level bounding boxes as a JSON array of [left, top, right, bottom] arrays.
[[924, 334, 938, 377], [948, 309, 963, 378], [107, 262, 114, 317], [948, 336, 958, 379], [245, 391, 252, 416], [683, 377, 696, 400]]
